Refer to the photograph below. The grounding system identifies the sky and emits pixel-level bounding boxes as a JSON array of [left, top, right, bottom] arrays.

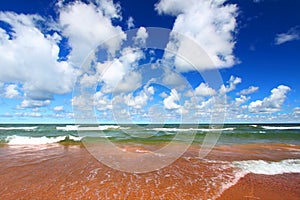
[[0, 0, 300, 124]]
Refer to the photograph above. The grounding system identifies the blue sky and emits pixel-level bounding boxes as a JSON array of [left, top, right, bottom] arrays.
[[0, 0, 299, 124]]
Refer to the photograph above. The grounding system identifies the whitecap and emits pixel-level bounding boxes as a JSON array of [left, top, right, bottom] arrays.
[[6, 135, 82, 145], [232, 159, 300, 175], [262, 126, 300, 130], [0, 126, 38, 131]]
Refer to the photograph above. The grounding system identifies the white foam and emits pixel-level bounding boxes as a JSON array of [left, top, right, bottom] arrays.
[[215, 170, 247, 199], [56, 125, 125, 131], [68, 135, 83, 141], [150, 127, 234, 132], [249, 125, 258, 128], [56, 125, 79, 131], [6, 135, 82, 145], [262, 126, 300, 130], [213, 159, 300, 199], [233, 159, 300, 175], [0, 126, 38, 130], [97, 125, 121, 130]]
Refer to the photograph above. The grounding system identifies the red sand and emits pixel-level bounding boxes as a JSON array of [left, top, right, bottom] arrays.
[[217, 173, 300, 200], [0, 143, 299, 199]]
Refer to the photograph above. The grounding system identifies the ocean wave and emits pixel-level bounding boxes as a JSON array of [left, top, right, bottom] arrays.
[[56, 125, 129, 131], [249, 125, 258, 128], [262, 126, 300, 130], [56, 125, 79, 131], [5, 135, 82, 145], [233, 159, 300, 175], [0, 126, 38, 131], [150, 127, 235, 132]]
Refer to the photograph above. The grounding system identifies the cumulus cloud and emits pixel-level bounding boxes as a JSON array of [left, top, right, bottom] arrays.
[[125, 86, 155, 109], [4, 84, 19, 98], [18, 99, 51, 109], [156, 0, 238, 71], [294, 107, 300, 115], [126, 16, 135, 29], [0, 12, 77, 100], [15, 112, 42, 117], [194, 83, 216, 96], [99, 47, 144, 93], [235, 95, 250, 106], [134, 27, 149, 46], [93, 91, 113, 111], [163, 89, 181, 109], [113, 71, 142, 93], [275, 26, 300, 45], [248, 85, 290, 113], [53, 106, 64, 112], [220, 76, 242, 94], [58, 0, 126, 65], [0, 0, 131, 112], [162, 68, 186, 88], [238, 86, 259, 95], [94, 0, 122, 19]]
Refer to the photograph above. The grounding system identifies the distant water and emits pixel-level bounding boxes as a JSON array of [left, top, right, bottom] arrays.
[[0, 124, 299, 145]]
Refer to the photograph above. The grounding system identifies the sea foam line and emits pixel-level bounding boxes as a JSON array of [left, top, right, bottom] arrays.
[[56, 125, 130, 131], [0, 126, 38, 130], [5, 135, 82, 145], [150, 127, 235, 132], [232, 159, 300, 175], [262, 126, 300, 130], [215, 159, 300, 199]]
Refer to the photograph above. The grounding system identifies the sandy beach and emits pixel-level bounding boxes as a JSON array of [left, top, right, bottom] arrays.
[[0, 142, 299, 199], [217, 173, 300, 200]]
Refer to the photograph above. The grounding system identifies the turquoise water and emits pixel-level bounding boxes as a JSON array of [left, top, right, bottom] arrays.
[[0, 124, 299, 145]]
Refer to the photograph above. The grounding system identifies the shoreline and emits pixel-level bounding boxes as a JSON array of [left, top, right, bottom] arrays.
[[217, 173, 300, 200], [0, 142, 299, 199]]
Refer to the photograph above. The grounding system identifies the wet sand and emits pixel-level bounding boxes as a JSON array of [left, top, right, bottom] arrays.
[[217, 173, 300, 200], [0, 143, 299, 199]]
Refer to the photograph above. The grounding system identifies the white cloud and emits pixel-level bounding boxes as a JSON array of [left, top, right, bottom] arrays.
[[156, 0, 238, 71], [100, 47, 144, 93], [163, 89, 181, 109], [160, 92, 168, 98], [101, 59, 126, 89], [235, 95, 250, 106], [0, 12, 77, 100], [52, 112, 74, 119], [58, 1, 126, 65], [15, 112, 42, 117], [79, 73, 98, 88], [194, 83, 216, 96], [134, 27, 148, 46], [53, 106, 64, 112], [248, 85, 291, 113], [4, 84, 19, 98], [125, 86, 155, 109], [238, 86, 259, 95], [112, 71, 142, 93], [275, 26, 300, 45], [94, 0, 122, 19], [18, 99, 51, 109], [162, 68, 186, 88], [93, 91, 113, 111], [127, 16, 135, 29], [220, 75, 242, 93], [293, 107, 300, 115], [72, 94, 92, 110]]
